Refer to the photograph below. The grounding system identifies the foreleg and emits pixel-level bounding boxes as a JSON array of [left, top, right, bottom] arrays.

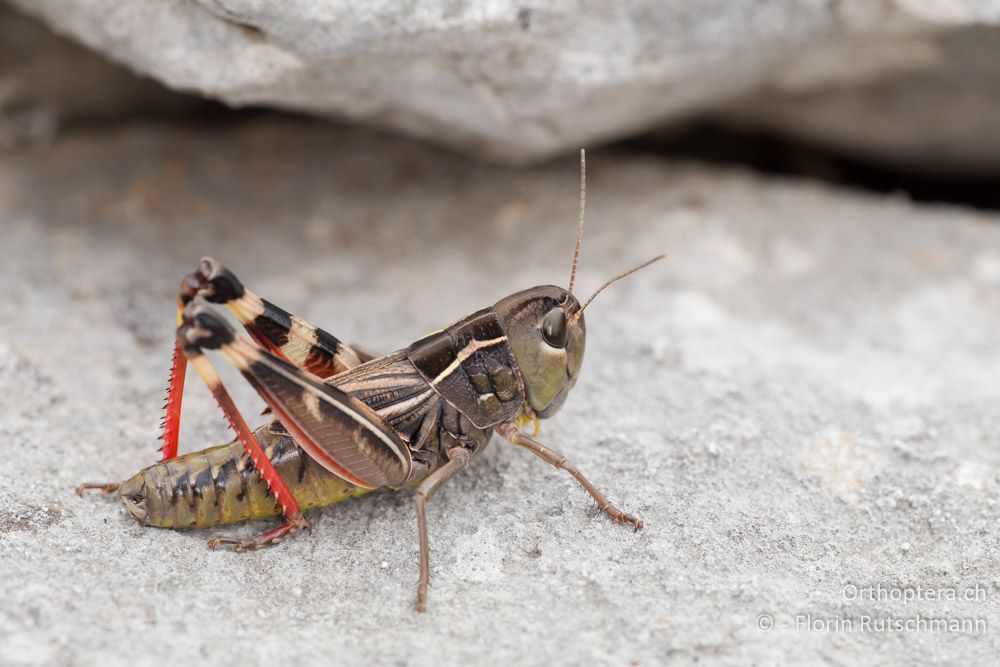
[[497, 421, 643, 531]]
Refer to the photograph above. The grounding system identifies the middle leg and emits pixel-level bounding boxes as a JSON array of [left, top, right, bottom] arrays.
[[414, 446, 471, 612]]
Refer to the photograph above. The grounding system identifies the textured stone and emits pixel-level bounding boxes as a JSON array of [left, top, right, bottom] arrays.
[[1, 119, 999, 664], [8, 0, 1000, 166]]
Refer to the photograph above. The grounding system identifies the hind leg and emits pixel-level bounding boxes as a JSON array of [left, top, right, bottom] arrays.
[[177, 304, 309, 551], [158, 258, 365, 462]]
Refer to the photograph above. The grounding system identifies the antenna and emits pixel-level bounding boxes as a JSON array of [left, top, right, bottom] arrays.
[[567, 149, 586, 295], [571, 254, 665, 323]]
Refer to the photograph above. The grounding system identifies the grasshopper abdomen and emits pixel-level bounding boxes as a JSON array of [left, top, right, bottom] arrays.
[[118, 423, 370, 528]]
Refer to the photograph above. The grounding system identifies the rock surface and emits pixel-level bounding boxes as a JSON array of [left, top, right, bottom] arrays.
[[1, 120, 1000, 665], [8, 0, 1000, 167], [0, 5, 208, 148]]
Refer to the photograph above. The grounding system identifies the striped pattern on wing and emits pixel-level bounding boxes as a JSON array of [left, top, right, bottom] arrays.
[[223, 339, 412, 489], [333, 352, 441, 445]]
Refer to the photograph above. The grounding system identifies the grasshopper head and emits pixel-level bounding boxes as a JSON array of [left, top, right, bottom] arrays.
[[494, 286, 586, 419], [492, 149, 663, 421]]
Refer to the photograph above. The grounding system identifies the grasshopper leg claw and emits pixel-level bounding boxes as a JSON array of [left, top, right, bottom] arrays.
[[601, 503, 643, 532], [207, 514, 310, 553], [415, 585, 429, 613]]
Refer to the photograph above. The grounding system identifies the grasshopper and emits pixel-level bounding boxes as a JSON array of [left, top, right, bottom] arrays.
[[78, 151, 662, 611]]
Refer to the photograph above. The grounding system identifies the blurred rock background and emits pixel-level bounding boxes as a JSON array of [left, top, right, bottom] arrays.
[[6, 0, 1000, 179], [3, 3, 1000, 666]]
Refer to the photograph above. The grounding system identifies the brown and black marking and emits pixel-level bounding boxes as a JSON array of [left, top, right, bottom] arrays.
[[407, 308, 524, 430], [181, 257, 362, 379]]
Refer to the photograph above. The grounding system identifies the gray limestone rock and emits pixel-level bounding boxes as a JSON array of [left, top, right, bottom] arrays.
[[1, 120, 998, 664], [7, 0, 1000, 167]]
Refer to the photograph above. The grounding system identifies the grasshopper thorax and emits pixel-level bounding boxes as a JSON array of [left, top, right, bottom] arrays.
[[494, 285, 585, 419]]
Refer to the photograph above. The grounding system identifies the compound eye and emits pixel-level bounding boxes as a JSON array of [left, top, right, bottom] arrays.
[[541, 308, 568, 348]]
